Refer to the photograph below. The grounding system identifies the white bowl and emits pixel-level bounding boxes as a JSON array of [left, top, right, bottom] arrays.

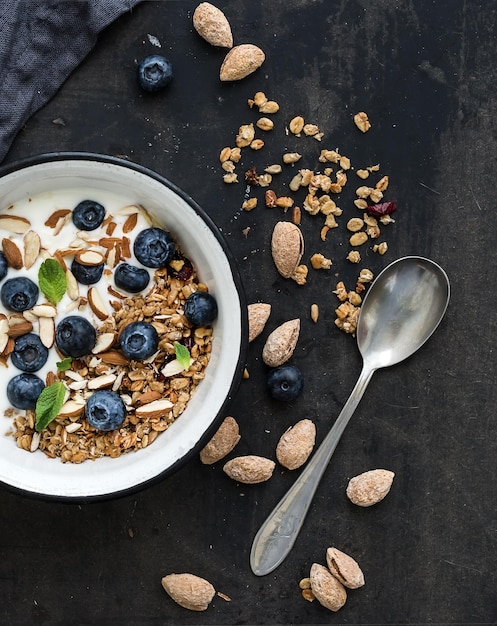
[[0, 153, 247, 500]]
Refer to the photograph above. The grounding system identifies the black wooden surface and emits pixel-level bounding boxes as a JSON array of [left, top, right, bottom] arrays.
[[1, 1, 497, 624]]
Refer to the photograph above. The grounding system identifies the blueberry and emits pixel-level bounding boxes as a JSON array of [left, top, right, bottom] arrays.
[[7, 373, 45, 410], [11, 333, 49, 372], [119, 321, 158, 361], [1, 277, 39, 312], [137, 55, 173, 93], [267, 365, 304, 402], [0, 251, 8, 282], [133, 227, 175, 268], [55, 316, 96, 357], [114, 263, 150, 293], [72, 200, 105, 231], [184, 291, 218, 326], [85, 390, 126, 431], [71, 259, 104, 285]]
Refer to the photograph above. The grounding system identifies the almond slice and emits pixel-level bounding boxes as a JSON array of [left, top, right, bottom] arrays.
[[23, 230, 41, 269], [7, 316, 33, 338], [161, 359, 189, 377], [58, 400, 85, 418], [115, 204, 141, 216], [88, 287, 109, 321], [38, 316, 55, 348], [65, 268, 79, 301], [2, 238, 23, 269], [44, 209, 71, 228], [135, 399, 174, 419], [0, 314, 9, 353], [0, 214, 31, 234], [92, 332, 117, 354], [87, 374, 117, 390], [75, 249, 105, 266], [99, 350, 129, 365], [122, 212, 138, 234], [31, 303, 57, 318], [136, 390, 162, 405]]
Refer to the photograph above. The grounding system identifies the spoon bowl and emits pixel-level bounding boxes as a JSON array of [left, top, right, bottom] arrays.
[[250, 256, 450, 576]]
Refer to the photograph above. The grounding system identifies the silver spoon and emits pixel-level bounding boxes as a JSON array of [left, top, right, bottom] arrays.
[[250, 256, 450, 576]]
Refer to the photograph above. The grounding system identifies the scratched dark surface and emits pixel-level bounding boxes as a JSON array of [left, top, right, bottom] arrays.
[[1, 1, 496, 624]]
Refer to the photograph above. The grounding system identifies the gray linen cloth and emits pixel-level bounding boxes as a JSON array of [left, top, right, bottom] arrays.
[[0, 0, 143, 163]]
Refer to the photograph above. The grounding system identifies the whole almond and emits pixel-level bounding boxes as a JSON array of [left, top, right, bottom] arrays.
[[271, 221, 304, 278], [220, 44, 265, 81], [2, 238, 23, 269], [223, 455, 275, 484], [200, 416, 241, 464], [161, 573, 215, 611], [193, 2, 233, 48], [326, 547, 365, 589], [346, 469, 395, 507], [262, 318, 300, 367], [248, 303, 271, 342], [276, 418, 316, 470], [310, 563, 347, 612]]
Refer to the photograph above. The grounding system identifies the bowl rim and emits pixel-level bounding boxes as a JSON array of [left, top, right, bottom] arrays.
[[0, 151, 248, 502]]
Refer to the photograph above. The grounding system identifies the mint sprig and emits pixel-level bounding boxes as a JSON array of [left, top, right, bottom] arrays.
[[174, 342, 191, 371], [38, 258, 66, 304], [35, 381, 66, 432]]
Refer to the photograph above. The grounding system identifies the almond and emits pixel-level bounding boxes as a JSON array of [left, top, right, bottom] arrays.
[[44, 209, 71, 228], [346, 469, 395, 507], [122, 212, 138, 234], [75, 249, 105, 266], [161, 573, 215, 611], [223, 455, 275, 484], [200, 416, 241, 464], [262, 318, 300, 367], [248, 303, 271, 342], [276, 419, 316, 470], [0, 214, 31, 234], [91, 332, 117, 354], [193, 2, 233, 48], [87, 374, 117, 390], [38, 316, 55, 348], [271, 221, 304, 278], [65, 268, 79, 301], [310, 563, 347, 612], [136, 390, 162, 405], [99, 350, 129, 365], [58, 400, 85, 418], [2, 238, 23, 269], [326, 547, 365, 589], [23, 230, 41, 269], [220, 44, 265, 81], [135, 399, 174, 419], [31, 304, 57, 318], [7, 317, 33, 338], [88, 287, 109, 321], [0, 314, 9, 353]]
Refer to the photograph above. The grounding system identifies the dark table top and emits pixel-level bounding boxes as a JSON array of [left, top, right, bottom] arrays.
[[2, 1, 497, 624]]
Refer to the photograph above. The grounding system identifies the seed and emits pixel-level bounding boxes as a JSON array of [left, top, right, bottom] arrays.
[[310, 303, 319, 323], [292, 206, 301, 225]]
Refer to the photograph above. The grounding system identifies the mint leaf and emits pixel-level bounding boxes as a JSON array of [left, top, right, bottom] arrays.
[[35, 382, 66, 432], [38, 258, 66, 304], [56, 357, 73, 372], [174, 342, 191, 370]]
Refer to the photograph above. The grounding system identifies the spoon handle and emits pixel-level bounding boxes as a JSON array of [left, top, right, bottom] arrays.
[[250, 364, 375, 576]]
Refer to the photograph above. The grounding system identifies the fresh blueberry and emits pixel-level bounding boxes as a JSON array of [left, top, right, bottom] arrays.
[[137, 55, 173, 93], [11, 333, 49, 372], [114, 263, 150, 293], [55, 316, 96, 357], [7, 373, 45, 410], [0, 251, 8, 282], [267, 365, 304, 402], [119, 321, 158, 361], [184, 291, 218, 326], [71, 259, 104, 285], [1, 277, 39, 312], [72, 200, 105, 231], [85, 390, 126, 431], [133, 227, 175, 268]]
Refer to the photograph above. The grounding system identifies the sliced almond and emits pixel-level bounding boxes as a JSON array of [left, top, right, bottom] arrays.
[[58, 400, 85, 418], [44, 209, 71, 228], [75, 249, 105, 266], [161, 359, 189, 377], [122, 212, 138, 234], [88, 287, 109, 321], [23, 230, 41, 269], [135, 399, 174, 419], [136, 390, 162, 405], [65, 423, 82, 433], [53, 213, 71, 236], [0, 214, 31, 234], [121, 236, 131, 258], [2, 238, 23, 269], [0, 313, 9, 352], [99, 350, 129, 365], [115, 204, 141, 216], [7, 318, 33, 337], [38, 316, 55, 348], [31, 303, 57, 318], [92, 332, 117, 354], [87, 374, 117, 390], [65, 268, 79, 301]]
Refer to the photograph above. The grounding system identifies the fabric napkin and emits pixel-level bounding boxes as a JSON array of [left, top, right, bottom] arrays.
[[0, 0, 143, 163]]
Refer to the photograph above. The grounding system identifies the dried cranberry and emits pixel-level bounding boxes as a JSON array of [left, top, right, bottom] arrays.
[[366, 201, 397, 218], [181, 336, 194, 351], [168, 253, 193, 281]]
